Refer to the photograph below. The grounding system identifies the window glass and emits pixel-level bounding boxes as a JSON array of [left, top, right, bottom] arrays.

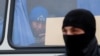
[[10, 0, 77, 47], [0, 0, 7, 44], [77, 0, 100, 15], [9, 0, 100, 48]]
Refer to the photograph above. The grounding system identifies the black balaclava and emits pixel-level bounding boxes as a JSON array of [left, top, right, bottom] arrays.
[[62, 9, 100, 56]]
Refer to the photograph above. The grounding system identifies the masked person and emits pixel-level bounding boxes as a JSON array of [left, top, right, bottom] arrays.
[[62, 9, 100, 56]]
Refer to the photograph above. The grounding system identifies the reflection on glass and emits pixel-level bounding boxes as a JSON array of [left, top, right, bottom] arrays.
[[0, 0, 6, 43]]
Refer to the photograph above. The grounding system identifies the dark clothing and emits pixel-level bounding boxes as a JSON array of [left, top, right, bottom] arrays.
[[62, 9, 100, 56], [82, 37, 99, 56]]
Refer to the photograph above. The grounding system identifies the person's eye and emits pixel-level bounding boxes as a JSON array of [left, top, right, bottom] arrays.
[[72, 28, 80, 32], [63, 29, 66, 32], [62, 29, 67, 35]]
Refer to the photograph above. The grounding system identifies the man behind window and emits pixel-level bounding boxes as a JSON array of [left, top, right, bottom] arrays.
[[29, 6, 48, 46]]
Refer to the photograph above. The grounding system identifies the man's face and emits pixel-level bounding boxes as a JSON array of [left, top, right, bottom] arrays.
[[31, 21, 46, 38], [62, 26, 85, 35]]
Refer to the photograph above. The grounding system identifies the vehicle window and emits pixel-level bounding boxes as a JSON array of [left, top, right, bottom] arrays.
[[8, 0, 100, 48], [0, 0, 8, 45]]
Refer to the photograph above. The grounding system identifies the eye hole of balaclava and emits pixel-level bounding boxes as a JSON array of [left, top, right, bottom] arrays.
[[62, 9, 96, 50]]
